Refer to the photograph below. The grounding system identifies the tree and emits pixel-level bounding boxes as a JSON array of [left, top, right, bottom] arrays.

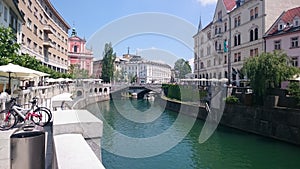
[[0, 27, 20, 65], [101, 43, 116, 83], [242, 51, 299, 104], [174, 58, 191, 79]]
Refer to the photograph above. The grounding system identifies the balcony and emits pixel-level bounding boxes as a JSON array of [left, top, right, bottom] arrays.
[[43, 39, 53, 48], [43, 24, 54, 34], [216, 49, 223, 54], [214, 32, 223, 38]]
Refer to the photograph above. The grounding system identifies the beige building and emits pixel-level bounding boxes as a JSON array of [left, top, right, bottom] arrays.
[[194, 0, 300, 86], [18, 0, 70, 73]]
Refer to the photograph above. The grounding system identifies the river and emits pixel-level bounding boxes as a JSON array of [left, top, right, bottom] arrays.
[[86, 99, 300, 169]]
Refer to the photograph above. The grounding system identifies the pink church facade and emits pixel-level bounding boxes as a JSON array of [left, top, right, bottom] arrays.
[[68, 28, 94, 76]]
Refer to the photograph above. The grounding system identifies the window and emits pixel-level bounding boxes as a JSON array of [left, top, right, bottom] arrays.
[[4, 7, 7, 21], [234, 34, 241, 46], [207, 60, 211, 67], [207, 46, 211, 55], [74, 46, 78, 52], [224, 22, 227, 32], [215, 26, 218, 35], [224, 55, 227, 64], [0, 1, 3, 14], [215, 41, 218, 50], [234, 16, 241, 27], [294, 17, 299, 27], [39, 46, 42, 54], [234, 53, 241, 62], [27, 38, 31, 48], [39, 30, 43, 39], [274, 40, 281, 50], [207, 32, 211, 39], [250, 9, 254, 20], [254, 28, 258, 40], [250, 49, 254, 57], [27, 18, 32, 29], [200, 62, 204, 69], [218, 11, 222, 21], [255, 7, 258, 18], [291, 57, 298, 67], [234, 18, 237, 27], [254, 48, 258, 56], [291, 37, 299, 48], [33, 25, 37, 35], [234, 53, 238, 62], [278, 24, 284, 30], [39, 14, 43, 23], [250, 30, 254, 41]]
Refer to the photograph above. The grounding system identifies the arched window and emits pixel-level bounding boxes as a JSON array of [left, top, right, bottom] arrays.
[[254, 7, 258, 18], [250, 30, 254, 41], [234, 36, 237, 46], [254, 28, 258, 40], [215, 41, 218, 50], [74, 45, 78, 52]]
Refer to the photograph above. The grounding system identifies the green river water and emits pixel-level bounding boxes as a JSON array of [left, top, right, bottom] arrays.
[[86, 99, 300, 169]]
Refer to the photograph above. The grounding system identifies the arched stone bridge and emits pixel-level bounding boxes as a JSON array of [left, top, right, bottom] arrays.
[[111, 84, 162, 99]]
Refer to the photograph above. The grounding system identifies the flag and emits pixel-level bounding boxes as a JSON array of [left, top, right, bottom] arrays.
[[224, 39, 228, 52]]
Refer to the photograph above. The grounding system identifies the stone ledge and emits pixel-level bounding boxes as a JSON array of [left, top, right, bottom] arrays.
[[53, 109, 103, 138], [53, 134, 105, 169], [0, 129, 18, 169]]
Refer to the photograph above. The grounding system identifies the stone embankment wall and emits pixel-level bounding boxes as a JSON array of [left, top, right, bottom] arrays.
[[158, 97, 300, 146], [222, 104, 300, 145]]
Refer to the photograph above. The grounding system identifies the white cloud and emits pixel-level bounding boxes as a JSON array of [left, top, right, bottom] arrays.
[[197, 0, 217, 6]]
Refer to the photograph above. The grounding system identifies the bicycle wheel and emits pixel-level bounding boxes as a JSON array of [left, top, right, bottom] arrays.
[[31, 108, 51, 127], [38, 106, 52, 120], [0, 110, 17, 130]]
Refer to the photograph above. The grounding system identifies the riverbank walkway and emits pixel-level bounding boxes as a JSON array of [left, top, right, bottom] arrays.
[[0, 81, 109, 169]]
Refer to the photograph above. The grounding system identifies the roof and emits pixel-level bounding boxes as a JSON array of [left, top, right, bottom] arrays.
[[223, 0, 236, 12], [44, 0, 70, 29], [266, 6, 300, 36], [281, 7, 300, 23]]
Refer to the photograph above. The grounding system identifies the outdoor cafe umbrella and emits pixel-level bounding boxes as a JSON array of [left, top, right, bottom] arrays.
[[0, 63, 49, 91]]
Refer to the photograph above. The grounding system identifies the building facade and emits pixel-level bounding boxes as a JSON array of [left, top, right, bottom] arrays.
[[68, 28, 94, 76], [265, 6, 300, 68], [194, 0, 300, 86], [92, 59, 102, 79], [18, 0, 70, 73], [0, 0, 24, 43], [119, 55, 171, 84]]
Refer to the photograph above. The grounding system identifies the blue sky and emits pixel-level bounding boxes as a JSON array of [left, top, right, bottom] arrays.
[[50, 0, 217, 67]]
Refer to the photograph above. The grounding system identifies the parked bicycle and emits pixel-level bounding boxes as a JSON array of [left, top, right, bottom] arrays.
[[0, 97, 51, 130], [30, 96, 52, 120]]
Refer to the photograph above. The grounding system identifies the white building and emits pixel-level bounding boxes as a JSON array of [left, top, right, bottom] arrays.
[[119, 54, 171, 84], [194, 0, 300, 86], [0, 0, 24, 43]]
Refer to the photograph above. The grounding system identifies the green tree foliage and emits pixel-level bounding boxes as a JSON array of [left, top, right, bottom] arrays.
[[174, 59, 191, 79], [288, 81, 300, 105], [101, 43, 116, 83], [0, 27, 20, 65], [242, 51, 299, 104], [162, 84, 206, 102]]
